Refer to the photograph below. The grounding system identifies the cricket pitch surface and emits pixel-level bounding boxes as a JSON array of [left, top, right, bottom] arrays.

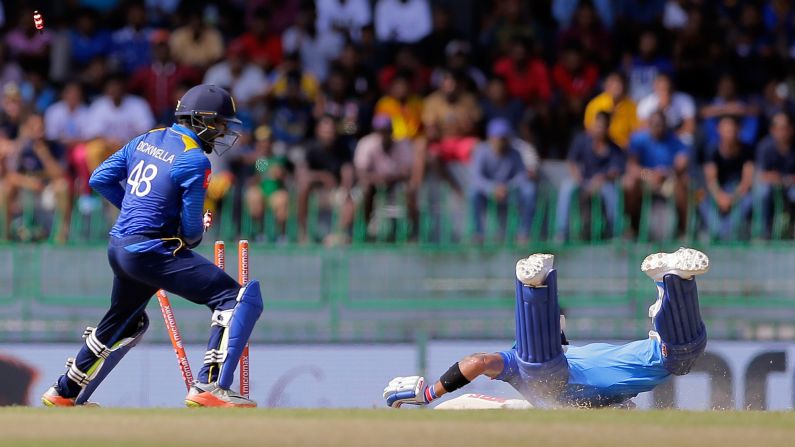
[[1, 407, 793, 447]]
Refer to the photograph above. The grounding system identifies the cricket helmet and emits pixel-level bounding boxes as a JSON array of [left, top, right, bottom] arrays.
[[175, 84, 241, 155]]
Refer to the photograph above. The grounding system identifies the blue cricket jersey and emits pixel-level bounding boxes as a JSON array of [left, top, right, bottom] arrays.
[[89, 124, 210, 247]]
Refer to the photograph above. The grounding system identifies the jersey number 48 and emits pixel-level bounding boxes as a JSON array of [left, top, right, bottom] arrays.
[[127, 160, 158, 197]]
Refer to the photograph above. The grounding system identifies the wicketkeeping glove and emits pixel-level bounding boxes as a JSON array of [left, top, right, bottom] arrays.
[[383, 376, 436, 408]]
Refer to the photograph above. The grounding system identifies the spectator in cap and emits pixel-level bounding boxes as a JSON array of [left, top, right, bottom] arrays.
[[354, 114, 417, 235], [469, 118, 537, 243]]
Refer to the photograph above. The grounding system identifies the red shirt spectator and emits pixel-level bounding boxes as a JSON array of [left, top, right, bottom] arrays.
[[128, 31, 200, 123], [552, 46, 599, 100], [377, 47, 431, 95], [492, 38, 551, 104], [232, 7, 283, 71]]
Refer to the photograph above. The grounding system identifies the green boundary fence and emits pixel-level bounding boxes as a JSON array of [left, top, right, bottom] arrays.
[[1, 242, 794, 344]]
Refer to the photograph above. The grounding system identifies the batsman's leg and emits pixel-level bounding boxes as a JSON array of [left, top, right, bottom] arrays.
[[122, 244, 263, 407], [43, 272, 155, 406], [497, 254, 569, 406], [642, 247, 709, 375]]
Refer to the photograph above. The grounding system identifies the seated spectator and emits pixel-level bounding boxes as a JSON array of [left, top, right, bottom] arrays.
[[110, 2, 152, 75], [583, 72, 638, 149], [478, 0, 539, 57], [700, 74, 760, 148], [268, 53, 320, 102], [671, 7, 714, 96], [296, 115, 354, 244], [203, 40, 268, 113], [469, 118, 537, 243], [333, 42, 378, 102], [0, 113, 69, 242], [232, 7, 283, 71], [493, 37, 551, 106], [555, 112, 625, 241], [314, 69, 360, 148], [374, 73, 424, 141], [244, 125, 292, 242], [354, 115, 417, 236], [557, 1, 612, 68], [282, 6, 345, 81], [430, 40, 487, 92], [83, 75, 154, 171], [637, 73, 696, 143], [699, 116, 755, 240], [378, 46, 431, 96], [44, 81, 91, 195], [0, 83, 26, 139], [130, 30, 201, 124], [480, 76, 525, 132], [421, 69, 482, 192], [0, 43, 24, 90], [44, 82, 89, 148], [623, 31, 673, 102], [269, 71, 314, 149], [551, 43, 600, 143], [19, 70, 57, 114], [416, 5, 461, 66], [69, 8, 113, 69], [760, 79, 795, 123], [624, 110, 689, 237], [755, 113, 795, 238], [168, 9, 224, 70], [316, 0, 372, 41], [374, 0, 432, 44]]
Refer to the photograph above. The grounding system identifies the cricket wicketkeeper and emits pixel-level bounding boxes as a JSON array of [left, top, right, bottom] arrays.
[[384, 248, 709, 408], [41, 85, 263, 408]]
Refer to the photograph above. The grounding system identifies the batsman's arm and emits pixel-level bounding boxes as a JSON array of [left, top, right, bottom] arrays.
[[89, 142, 135, 209], [384, 352, 504, 408], [171, 152, 211, 248]]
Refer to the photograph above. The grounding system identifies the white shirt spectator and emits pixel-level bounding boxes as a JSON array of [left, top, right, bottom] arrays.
[[374, 0, 432, 44], [282, 27, 344, 81], [84, 94, 154, 142], [44, 100, 90, 143], [203, 62, 267, 106], [637, 92, 696, 129], [316, 0, 372, 40]]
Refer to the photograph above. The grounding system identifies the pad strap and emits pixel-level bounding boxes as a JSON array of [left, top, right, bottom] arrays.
[[204, 349, 227, 365], [83, 327, 112, 359], [65, 358, 93, 388]]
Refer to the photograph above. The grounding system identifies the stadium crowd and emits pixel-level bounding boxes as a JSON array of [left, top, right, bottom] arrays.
[[1, 0, 795, 244]]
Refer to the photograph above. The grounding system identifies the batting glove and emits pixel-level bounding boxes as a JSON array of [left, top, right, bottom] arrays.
[[383, 376, 435, 408], [203, 209, 213, 232]]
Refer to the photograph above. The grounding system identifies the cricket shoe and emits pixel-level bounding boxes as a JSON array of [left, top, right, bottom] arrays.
[[643, 248, 709, 320], [641, 247, 709, 282], [515, 253, 554, 287], [185, 382, 257, 408], [41, 385, 100, 407]]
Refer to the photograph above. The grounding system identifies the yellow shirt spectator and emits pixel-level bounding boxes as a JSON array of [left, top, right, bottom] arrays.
[[584, 92, 638, 149], [374, 95, 424, 140]]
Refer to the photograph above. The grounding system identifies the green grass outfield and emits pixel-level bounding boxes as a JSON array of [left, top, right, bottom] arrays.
[[1, 408, 794, 447]]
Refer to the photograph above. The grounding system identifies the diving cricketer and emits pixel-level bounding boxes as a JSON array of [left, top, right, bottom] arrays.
[[384, 248, 709, 408], [41, 85, 263, 408]]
